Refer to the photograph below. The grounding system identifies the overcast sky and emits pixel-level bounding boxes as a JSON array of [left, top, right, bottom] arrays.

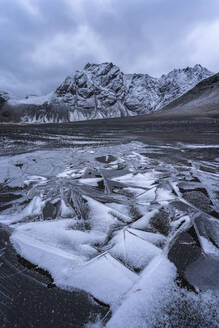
[[0, 0, 219, 96]]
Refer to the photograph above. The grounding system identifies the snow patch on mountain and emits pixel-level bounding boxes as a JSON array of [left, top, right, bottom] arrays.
[[0, 63, 213, 122]]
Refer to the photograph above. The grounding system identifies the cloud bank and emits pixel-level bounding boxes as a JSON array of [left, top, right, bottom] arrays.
[[0, 0, 219, 96]]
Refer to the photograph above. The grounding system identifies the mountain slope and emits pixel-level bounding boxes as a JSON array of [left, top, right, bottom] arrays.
[[159, 73, 219, 116], [0, 63, 213, 123], [50, 63, 212, 120]]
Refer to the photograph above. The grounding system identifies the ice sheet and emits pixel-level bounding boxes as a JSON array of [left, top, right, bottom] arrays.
[[112, 173, 156, 188], [109, 228, 161, 271], [107, 255, 177, 327], [11, 220, 137, 305], [0, 196, 44, 224]]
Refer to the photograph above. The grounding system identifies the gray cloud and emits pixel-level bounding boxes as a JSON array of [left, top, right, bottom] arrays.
[[0, 0, 219, 96]]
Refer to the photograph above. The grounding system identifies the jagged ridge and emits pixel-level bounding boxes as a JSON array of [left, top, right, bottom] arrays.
[[0, 63, 213, 123]]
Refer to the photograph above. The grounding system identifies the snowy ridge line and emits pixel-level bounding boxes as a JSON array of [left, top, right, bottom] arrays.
[[1, 62, 213, 123]]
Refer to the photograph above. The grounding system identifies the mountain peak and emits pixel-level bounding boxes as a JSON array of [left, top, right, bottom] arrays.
[[84, 62, 115, 70], [193, 63, 205, 69], [1, 63, 214, 123]]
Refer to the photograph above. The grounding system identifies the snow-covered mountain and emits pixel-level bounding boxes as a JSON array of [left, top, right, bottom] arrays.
[[0, 63, 213, 122]]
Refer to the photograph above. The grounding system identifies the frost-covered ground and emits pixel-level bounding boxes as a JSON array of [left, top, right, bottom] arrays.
[[0, 124, 219, 327]]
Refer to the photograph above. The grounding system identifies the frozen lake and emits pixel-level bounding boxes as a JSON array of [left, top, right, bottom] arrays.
[[0, 120, 219, 327]]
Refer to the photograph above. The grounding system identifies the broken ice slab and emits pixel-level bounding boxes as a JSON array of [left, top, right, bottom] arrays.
[[194, 214, 219, 252], [169, 200, 196, 216], [185, 254, 219, 291], [0, 196, 45, 224], [136, 185, 175, 206], [79, 177, 103, 187], [130, 209, 159, 230], [156, 187, 176, 203], [85, 196, 131, 232], [109, 228, 161, 272], [62, 253, 137, 306], [60, 199, 75, 218], [43, 200, 60, 220], [106, 255, 176, 327], [136, 187, 157, 203], [129, 229, 166, 248], [10, 220, 137, 305], [190, 167, 219, 215], [150, 207, 172, 236], [182, 190, 213, 213], [178, 181, 203, 192], [11, 219, 105, 260], [168, 213, 219, 292], [168, 230, 202, 275], [112, 172, 156, 189]]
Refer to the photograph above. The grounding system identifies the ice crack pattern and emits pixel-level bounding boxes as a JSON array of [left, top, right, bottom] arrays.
[[0, 139, 218, 327]]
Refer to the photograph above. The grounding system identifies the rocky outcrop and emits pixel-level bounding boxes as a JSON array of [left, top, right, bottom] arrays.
[[0, 91, 13, 121], [1, 63, 213, 123], [0, 90, 9, 107]]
